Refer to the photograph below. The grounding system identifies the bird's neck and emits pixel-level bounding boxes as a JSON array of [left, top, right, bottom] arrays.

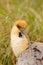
[[11, 35, 29, 57]]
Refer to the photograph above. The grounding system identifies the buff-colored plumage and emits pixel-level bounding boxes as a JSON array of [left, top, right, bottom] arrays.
[[11, 20, 28, 57], [14, 20, 27, 28], [11, 20, 43, 65]]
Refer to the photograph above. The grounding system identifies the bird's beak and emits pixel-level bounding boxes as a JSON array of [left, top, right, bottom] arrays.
[[19, 27, 30, 43]]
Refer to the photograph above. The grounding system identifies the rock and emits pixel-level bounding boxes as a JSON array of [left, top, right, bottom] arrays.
[[16, 42, 43, 65]]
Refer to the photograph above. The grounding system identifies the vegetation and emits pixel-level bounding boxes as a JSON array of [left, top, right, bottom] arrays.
[[0, 0, 43, 65]]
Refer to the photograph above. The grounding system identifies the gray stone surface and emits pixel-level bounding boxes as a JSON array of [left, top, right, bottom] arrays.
[[16, 42, 43, 65]]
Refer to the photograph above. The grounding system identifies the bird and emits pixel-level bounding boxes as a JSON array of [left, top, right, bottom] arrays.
[[11, 20, 43, 65]]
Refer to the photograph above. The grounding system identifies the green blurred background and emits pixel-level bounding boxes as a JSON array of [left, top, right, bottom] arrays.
[[0, 0, 43, 65]]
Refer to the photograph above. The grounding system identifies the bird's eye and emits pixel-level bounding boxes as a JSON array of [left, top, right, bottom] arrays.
[[19, 32, 22, 37]]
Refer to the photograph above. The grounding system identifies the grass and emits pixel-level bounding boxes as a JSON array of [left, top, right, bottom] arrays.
[[0, 0, 43, 65]]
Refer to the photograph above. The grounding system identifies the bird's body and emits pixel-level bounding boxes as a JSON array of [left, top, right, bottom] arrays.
[[11, 20, 43, 65]]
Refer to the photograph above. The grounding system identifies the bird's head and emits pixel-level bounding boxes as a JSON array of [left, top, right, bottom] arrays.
[[11, 20, 29, 57]]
